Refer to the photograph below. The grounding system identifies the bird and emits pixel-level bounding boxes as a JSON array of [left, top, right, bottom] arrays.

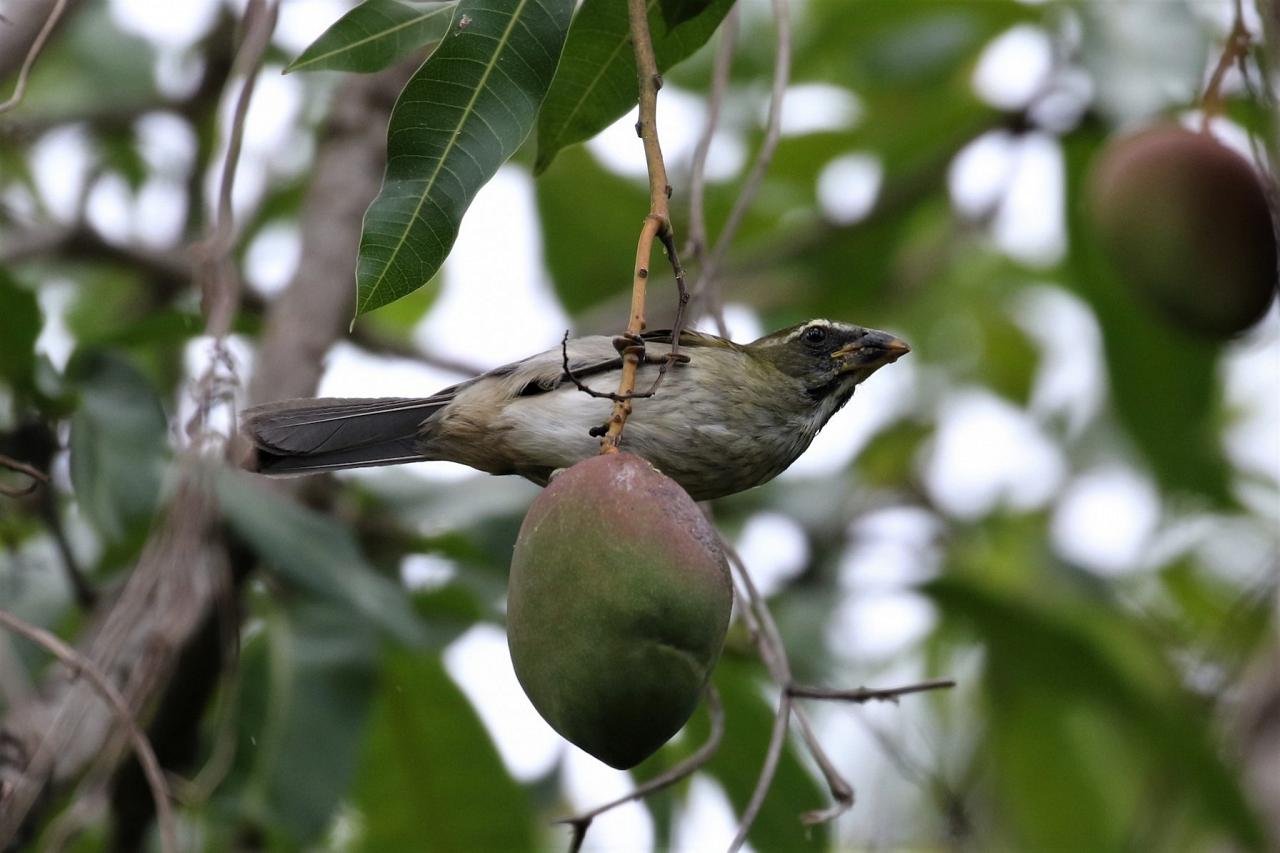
[[241, 319, 910, 501]]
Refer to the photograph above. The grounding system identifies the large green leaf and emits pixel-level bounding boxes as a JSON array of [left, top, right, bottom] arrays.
[[0, 270, 40, 394], [215, 470, 425, 645], [355, 0, 573, 316], [925, 575, 1265, 851], [252, 602, 380, 843], [533, 0, 736, 175], [286, 0, 457, 74], [535, 145, 648, 313], [354, 650, 535, 849], [67, 351, 170, 542]]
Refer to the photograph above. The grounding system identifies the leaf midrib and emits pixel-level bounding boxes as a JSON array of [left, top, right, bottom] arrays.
[[543, 0, 659, 157], [291, 2, 456, 72], [361, 0, 535, 313]]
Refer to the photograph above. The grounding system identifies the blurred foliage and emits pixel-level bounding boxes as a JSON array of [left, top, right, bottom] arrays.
[[0, 0, 1276, 850]]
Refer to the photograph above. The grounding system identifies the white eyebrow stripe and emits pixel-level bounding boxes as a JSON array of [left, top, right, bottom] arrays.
[[784, 319, 839, 343]]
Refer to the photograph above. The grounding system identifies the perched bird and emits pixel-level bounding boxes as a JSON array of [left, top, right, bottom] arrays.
[[241, 319, 909, 501]]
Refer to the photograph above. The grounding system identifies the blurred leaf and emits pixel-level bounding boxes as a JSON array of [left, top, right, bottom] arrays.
[[215, 470, 425, 645], [660, 0, 714, 29], [353, 270, 442, 343], [0, 270, 41, 394], [67, 351, 169, 541], [1061, 131, 1231, 503], [97, 126, 148, 191], [702, 658, 828, 851], [798, 0, 1034, 87], [354, 650, 534, 849], [855, 419, 930, 488], [926, 575, 1265, 851], [535, 146, 647, 313], [411, 581, 490, 647], [355, 0, 573, 316], [287, 0, 456, 73], [533, 0, 735, 175], [16, 3, 156, 117], [257, 602, 380, 842], [979, 314, 1038, 405]]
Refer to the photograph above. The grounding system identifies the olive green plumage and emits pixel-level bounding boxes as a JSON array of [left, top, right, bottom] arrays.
[[242, 319, 909, 501]]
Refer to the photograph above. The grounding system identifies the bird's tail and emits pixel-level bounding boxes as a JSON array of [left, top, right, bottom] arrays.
[[241, 397, 446, 475]]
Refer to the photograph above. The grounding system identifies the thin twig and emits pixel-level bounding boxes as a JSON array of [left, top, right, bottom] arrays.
[[197, 0, 279, 341], [561, 686, 725, 853], [721, 535, 854, 823], [187, 0, 279, 445], [38, 493, 96, 609], [0, 454, 48, 498], [728, 690, 790, 853], [686, 5, 738, 336], [0, 610, 176, 853], [694, 0, 790, 322], [1201, 0, 1250, 132], [788, 679, 957, 704], [0, 0, 69, 114], [558, 331, 691, 404]]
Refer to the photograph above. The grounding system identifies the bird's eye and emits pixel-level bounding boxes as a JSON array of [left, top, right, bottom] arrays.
[[802, 325, 828, 345]]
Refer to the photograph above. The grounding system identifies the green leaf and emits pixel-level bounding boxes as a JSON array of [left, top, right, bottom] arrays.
[[925, 575, 1265, 851], [67, 351, 170, 542], [660, 0, 715, 30], [354, 650, 535, 849], [0, 270, 41, 394], [535, 146, 648, 313], [355, 0, 573, 316], [215, 469, 425, 645], [533, 0, 736, 175], [255, 602, 380, 842], [286, 0, 457, 74]]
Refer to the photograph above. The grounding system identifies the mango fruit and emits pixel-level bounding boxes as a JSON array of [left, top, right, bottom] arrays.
[[1087, 124, 1277, 337], [506, 452, 732, 769]]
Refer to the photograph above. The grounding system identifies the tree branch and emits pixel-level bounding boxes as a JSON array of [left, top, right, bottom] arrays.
[[686, 4, 738, 336], [0, 0, 72, 114], [0, 610, 175, 853], [0, 454, 47, 498], [692, 0, 791, 321]]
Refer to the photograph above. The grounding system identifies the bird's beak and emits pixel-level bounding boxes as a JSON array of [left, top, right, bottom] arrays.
[[832, 330, 911, 372]]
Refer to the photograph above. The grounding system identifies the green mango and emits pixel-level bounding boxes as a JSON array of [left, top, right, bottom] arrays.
[[1087, 124, 1277, 338], [507, 452, 732, 769]]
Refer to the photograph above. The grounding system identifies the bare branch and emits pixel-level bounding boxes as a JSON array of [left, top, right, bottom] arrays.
[[694, 0, 791, 316], [686, 5, 738, 336], [194, 0, 279, 345], [1201, 0, 1251, 131], [0, 610, 175, 853], [0, 454, 47, 498], [721, 537, 855, 825], [561, 686, 725, 853], [0, 0, 71, 114], [729, 690, 790, 852], [788, 679, 957, 704]]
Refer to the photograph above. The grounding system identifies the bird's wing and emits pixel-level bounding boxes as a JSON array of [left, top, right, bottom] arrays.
[[640, 328, 745, 351], [499, 331, 733, 399]]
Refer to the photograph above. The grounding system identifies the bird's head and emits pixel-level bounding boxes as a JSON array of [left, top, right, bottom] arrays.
[[747, 319, 910, 402]]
